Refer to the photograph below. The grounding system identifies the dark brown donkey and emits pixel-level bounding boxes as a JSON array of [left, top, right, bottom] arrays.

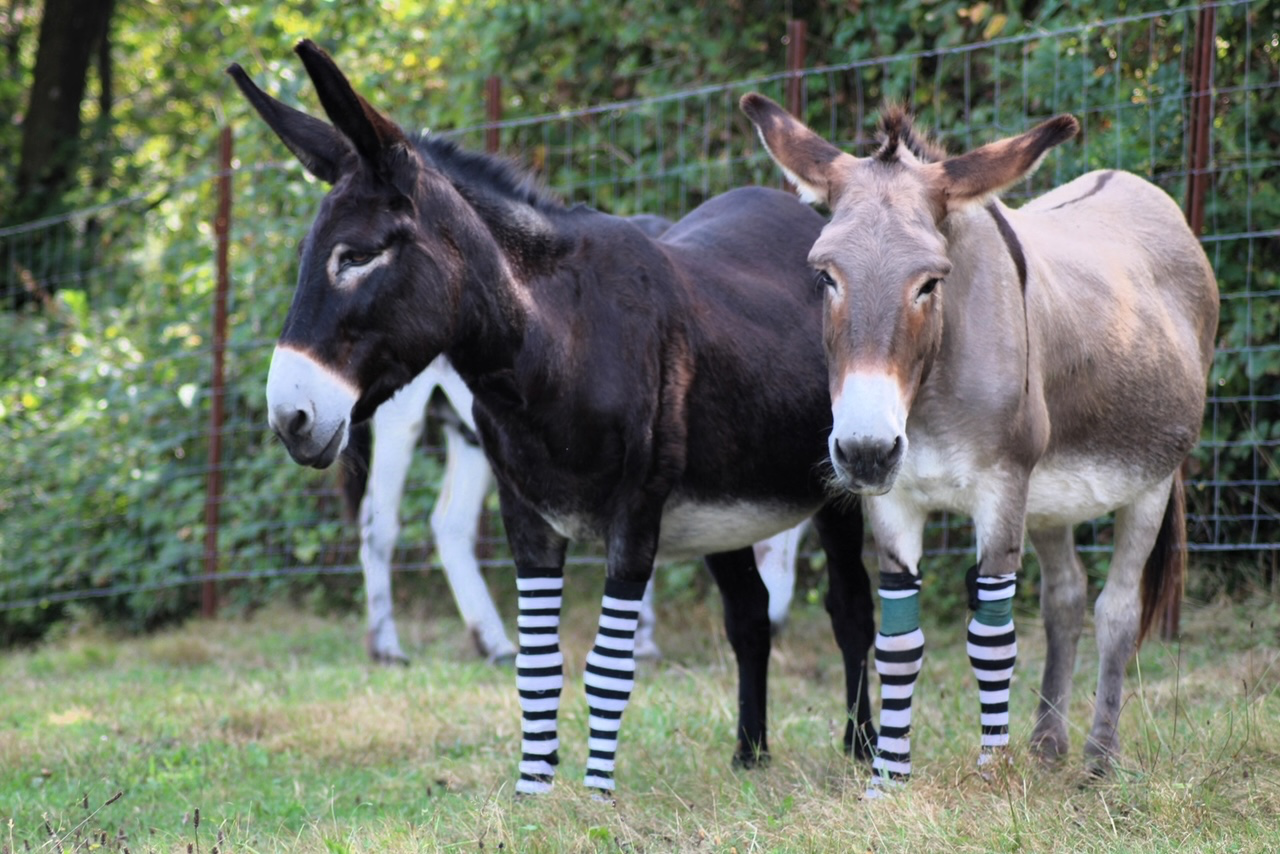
[[743, 94, 1218, 791], [228, 42, 876, 796]]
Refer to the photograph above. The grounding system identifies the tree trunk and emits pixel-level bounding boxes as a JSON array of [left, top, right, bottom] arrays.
[[5, 0, 113, 309], [13, 0, 114, 224]]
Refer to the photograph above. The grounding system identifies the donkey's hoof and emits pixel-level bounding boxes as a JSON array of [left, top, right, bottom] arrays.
[[488, 650, 517, 668], [1084, 752, 1119, 779], [845, 721, 877, 763], [633, 637, 663, 661], [863, 777, 906, 800], [1030, 730, 1069, 766], [366, 629, 410, 666], [732, 745, 772, 769], [1084, 737, 1120, 778]]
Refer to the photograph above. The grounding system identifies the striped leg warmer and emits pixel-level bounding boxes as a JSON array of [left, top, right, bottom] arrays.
[[583, 577, 647, 792], [515, 567, 564, 795], [967, 571, 1018, 768], [868, 573, 924, 797]]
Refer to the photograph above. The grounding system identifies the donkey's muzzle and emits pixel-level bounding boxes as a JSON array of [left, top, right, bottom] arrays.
[[270, 402, 347, 468], [265, 345, 358, 469], [832, 435, 904, 495]]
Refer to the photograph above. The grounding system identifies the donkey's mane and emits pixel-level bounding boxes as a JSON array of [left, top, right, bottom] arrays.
[[874, 105, 949, 165], [416, 134, 564, 213]]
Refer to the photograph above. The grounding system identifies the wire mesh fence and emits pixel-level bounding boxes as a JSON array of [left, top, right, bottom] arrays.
[[1, 1, 1275, 635]]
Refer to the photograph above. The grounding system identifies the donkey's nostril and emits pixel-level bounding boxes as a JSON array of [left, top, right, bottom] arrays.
[[833, 438, 851, 468], [288, 408, 311, 438]]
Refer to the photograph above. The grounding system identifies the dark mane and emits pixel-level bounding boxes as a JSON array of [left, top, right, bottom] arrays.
[[874, 105, 949, 165], [416, 134, 564, 213]]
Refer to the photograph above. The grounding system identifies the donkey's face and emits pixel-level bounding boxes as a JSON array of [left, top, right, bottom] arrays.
[[230, 42, 465, 468], [742, 94, 1077, 495]]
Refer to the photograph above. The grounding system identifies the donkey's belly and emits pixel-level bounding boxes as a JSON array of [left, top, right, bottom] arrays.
[[542, 499, 815, 563], [1025, 456, 1167, 529], [656, 499, 816, 562], [896, 442, 1166, 529]]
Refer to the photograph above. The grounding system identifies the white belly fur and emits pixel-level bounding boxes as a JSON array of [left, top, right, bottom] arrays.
[[1023, 458, 1162, 529], [543, 500, 815, 563], [895, 441, 1162, 530]]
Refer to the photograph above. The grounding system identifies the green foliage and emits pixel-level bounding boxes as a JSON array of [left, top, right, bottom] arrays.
[[1, 1, 1276, 641]]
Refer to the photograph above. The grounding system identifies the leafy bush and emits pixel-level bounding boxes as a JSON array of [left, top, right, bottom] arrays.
[[1, 0, 1275, 642]]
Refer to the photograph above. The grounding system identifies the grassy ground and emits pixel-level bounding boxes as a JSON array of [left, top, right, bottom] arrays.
[[2, 567, 1278, 853]]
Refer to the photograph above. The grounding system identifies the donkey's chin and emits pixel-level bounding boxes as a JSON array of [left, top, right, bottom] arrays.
[[828, 465, 899, 498], [284, 423, 348, 469]]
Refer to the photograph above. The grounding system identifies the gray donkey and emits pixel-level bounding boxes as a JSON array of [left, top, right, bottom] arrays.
[[742, 94, 1218, 793]]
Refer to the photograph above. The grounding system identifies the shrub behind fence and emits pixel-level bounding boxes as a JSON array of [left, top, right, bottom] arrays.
[[1, 1, 1275, 641]]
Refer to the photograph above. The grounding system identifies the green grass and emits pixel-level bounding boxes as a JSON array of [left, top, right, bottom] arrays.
[[2, 569, 1279, 852]]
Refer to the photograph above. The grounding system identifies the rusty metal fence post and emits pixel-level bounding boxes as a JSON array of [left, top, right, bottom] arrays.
[[786, 19, 807, 118], [203, 125, 232, 618], [1164, 1, 1217, 641], [1184, 2, 1216, 239], [485, 76, 502, 154], [781, 18, 808, 196]]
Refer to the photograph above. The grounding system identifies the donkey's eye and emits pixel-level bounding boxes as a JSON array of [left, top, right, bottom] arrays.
[[814, 269, 837, 291], [339, 250, 377, 271], [917, 278, 941, 299]]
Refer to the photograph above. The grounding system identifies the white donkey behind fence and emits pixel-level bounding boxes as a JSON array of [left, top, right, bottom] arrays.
[[350, 355, 804, 665]]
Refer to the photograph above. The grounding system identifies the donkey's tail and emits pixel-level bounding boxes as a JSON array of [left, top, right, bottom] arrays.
[[1139, 467, 1187, 645], [338, 419, 374, 523]]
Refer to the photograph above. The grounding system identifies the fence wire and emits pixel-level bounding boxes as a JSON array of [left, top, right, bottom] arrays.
[[1, 1, 1275, 627]]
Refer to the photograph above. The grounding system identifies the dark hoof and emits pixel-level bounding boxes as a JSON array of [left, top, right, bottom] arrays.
[[732, 745, 771, 769], [1084, 736, 1120, 778], [1084, 753, 1117, 779], [845, 721, 877, 763], [1030, 733, 1069, 767], [365, 630, 410, 667]]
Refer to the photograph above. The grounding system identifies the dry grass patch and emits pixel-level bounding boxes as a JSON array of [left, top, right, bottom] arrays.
[[2, 586, 1280, 852]]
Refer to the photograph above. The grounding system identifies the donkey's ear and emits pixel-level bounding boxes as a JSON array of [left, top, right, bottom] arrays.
[[294, 39, 408, 168], [740, 93, 848, 206], [927, 114, 1079, 211], [227, 63, 349, 183]]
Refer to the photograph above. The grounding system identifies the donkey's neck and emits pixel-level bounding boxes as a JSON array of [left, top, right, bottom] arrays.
[[420, 136, 574, 275]]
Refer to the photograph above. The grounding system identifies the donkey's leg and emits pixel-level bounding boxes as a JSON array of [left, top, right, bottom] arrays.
[[581, 504, 666, 795], [811, 502, 876, 760], [705, 547, 773, 767], [432, 424, 515, 663], [1026, 525, 1087, 762], [966, 568, 1019, 770], [967, 484, 1027, 772], [497, 484, 569, 795], [754, 521, 806, 634], [1086, 475, 1173, 774], [359, 382, 430, 665], [865, 497, 928, 795], [583, 576, 649, 792], [633, 577, 662, 661]]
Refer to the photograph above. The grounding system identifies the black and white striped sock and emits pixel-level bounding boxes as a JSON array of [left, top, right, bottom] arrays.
[[868, 574, 924, 796], [968, 572, 1018, 768], [583, 577, 647, 793], [515, 566, 564, 795]]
